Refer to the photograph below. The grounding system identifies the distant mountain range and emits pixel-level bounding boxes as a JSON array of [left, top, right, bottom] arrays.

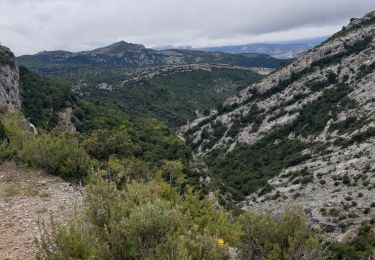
[[196, 37, 327, 59], [159, 37, 326, 59], [17, 41, 286, 74]]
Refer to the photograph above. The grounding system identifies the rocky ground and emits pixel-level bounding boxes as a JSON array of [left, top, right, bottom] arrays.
[[180, 11, 375, 239], [0, 162, 82, 260]]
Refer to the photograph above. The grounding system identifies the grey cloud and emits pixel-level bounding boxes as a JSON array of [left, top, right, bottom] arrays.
[[0, 0, 374, 55]]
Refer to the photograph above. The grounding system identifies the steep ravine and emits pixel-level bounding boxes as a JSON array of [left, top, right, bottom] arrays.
[[181, 11, 375, 240]]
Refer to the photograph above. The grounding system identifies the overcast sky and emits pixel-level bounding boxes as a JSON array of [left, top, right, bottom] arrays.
[[1, 0, 375, 55]]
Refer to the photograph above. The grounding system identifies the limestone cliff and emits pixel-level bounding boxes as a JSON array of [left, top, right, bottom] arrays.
[[181, 11, 375, 240], [0, 45, 20, 110]]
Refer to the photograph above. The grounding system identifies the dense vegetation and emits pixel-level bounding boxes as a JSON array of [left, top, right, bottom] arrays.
[[0, 109, 191, 181], [206, 132, 309, 201], [0, 48, 16, 67], [2, 25, 374, 257], [35, 173, 324, 259], [19, 66, 74, 129], [329, 221, 375, 259], [0, 109, 327, 259], [84, 68, 260, 127]]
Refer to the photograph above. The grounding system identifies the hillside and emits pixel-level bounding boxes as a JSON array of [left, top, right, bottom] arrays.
[[73, 64, 262, 127], [16, 42, 283, 128], [181, 11, 375, 238], [17, 41, 285, 74]]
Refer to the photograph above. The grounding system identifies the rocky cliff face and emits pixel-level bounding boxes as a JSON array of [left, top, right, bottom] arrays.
[[181, 11, 375, 239], [0, 45, 20, 110]]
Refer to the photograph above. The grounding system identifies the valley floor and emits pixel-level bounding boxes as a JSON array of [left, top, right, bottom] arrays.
[[0, 162, 82, 260]]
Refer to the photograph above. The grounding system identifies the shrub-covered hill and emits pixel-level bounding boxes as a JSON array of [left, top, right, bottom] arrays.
[[17, 41, 285, 74], [80, 66, 261, 127], [181, 11, 375, 239], [1, 14, 375, 258]]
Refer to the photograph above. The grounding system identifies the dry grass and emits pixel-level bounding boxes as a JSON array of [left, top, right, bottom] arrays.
[[2, 183, 21, 197]]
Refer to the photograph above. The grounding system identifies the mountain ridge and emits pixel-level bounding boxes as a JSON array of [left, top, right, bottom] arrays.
[[17, 41, 286, 74], [181, 10, 375, 239], [195, 37, 327, 59]]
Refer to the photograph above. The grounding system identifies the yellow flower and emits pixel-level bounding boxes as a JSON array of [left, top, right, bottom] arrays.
[[217, 238, 225, 246]]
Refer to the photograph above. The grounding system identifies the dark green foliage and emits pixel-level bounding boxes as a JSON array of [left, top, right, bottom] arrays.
[[329, 117, 370, 134], [0, 48, 15, 68], [329, 222, 375, 259], [342, 175, 351, 186], [334, 127, 375, 148], [311, 36, 373, 69], [19, 66, 73, 129], [290, 84, 351, 136], [73, 100, 128, 132], [327, 72, 337, 84], [227, 120, 242, 138], [311, 53, 345, 69], [211, 120, 227, 139], [74, 101, 192, 165], [203, 83, 351, 200], [282, 169, 313, 184], [0, 121, 6, 140], [258, 183, 273, 196], [356, 61, 375, 80], [0, 52, 11, 66], [83, 128, 142, 160], [205, 130, 309, 200], [22, 132, 92, 180], [85, 68, 260, 127], [126, 118, 192, 165], [344, 36, 373, 54]]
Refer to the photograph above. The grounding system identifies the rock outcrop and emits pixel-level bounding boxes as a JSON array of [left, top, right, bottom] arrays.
[[0, 45, 20, 110], [181, 11, 375, 240]]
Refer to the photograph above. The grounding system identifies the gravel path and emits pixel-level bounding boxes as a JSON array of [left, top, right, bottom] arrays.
[[0, 162, 82, 260]]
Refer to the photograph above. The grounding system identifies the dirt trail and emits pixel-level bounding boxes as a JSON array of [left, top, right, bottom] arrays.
[[0, 162, 82, 260]]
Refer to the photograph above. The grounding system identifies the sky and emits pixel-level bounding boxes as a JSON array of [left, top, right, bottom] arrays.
[[1, 0, 375, 55]]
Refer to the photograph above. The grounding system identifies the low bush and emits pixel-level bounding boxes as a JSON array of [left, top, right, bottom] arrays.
[[237, 205, 323, 259], [329, 222, 375, 259], [1, 112, 91, 180], [22, 132, 91, 180], [36, 177, 240, 259]]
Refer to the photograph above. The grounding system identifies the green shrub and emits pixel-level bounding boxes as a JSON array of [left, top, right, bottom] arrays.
[[329, 222, 375, 259], [205, 133, 308, 200], [237, 205, 323, 259], [36, 178, 239, 259], [0, 140, 17, 162], [84, 128, 141, 160], [19, 66, 73, 129], [21, 132, 91, 179], [0, 49, 15, 67]]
